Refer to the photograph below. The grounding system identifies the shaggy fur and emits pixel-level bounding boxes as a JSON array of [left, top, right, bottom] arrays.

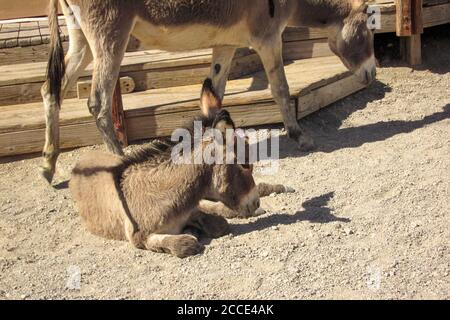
[[70, 81, 262, 258]]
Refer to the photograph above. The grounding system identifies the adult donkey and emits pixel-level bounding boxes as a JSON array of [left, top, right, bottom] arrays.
[[41, 0, 376, 182]]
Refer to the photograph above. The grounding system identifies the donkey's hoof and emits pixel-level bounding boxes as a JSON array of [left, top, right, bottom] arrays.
[[284, 186, 296, 193], [296, 136, 315, 152], [172, 235, 204, 258], [39, 166, 55, 184], [199, 214, 231, 239], [254, 208, 267, 216]]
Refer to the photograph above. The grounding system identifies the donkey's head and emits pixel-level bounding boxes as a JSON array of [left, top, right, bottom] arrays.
[[327, 1, 377, 85], [200, 79, 260, 217]]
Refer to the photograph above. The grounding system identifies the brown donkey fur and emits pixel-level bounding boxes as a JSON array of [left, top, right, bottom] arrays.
[[42, 0, 376, 182], [70, 81, 267, 258]]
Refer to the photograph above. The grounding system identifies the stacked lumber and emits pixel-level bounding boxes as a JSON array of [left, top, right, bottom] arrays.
[[0, 56, 365, 157]]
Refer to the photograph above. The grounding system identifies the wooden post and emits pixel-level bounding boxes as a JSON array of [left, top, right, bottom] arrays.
[[112, 79, 128, 148], [396, 0, 424, 66]]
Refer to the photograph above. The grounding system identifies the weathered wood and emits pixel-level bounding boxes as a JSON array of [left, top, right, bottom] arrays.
[[397, 0, 414, 36], [283, 39, 333, 61], [412, 0, 424, 34], [0, 56, 361, 157], [396, 0, 423, 35], [77, 77, 135, 99], [396, 0, 424, 65], [379, 2, 450, 33], [0, 56, 351, 134], [404, 34, 423, 65], [0, 39, 335, 107], [112, 80, 128, 148], [0, 49, 262, 106], [0, 0, 58, 20]]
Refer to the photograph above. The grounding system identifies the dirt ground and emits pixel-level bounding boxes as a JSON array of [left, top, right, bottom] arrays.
[[0, 26, 449, 300]]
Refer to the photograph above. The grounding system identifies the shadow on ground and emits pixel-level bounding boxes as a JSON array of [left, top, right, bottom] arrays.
[[257, 89, 449, 161], [231, 192, 349, 237]]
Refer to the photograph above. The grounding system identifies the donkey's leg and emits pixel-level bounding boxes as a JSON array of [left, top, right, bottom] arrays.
[[40, 29, 93, 182], [254, 37, 315, 151], [257, 183, 295, 197], [144, 234, 204, 258], [86, 27, 133, 155], [198, 200, 240, 219], [209, 46, 237, 99], [197, 183, 294, 219], [184, 210, 230, 239]]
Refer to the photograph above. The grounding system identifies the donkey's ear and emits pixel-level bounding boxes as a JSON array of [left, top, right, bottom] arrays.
[[212, 109, 235, 136], [200, 78, 222, 118], [351, 0, 367, 11]]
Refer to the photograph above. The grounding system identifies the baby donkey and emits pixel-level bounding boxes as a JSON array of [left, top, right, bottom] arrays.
[[70, 80, 290, 258]]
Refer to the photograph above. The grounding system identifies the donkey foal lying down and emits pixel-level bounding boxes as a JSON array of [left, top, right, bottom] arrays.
[[70, 82, 290, 257]]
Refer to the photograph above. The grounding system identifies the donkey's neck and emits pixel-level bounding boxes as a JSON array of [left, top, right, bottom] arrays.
[[288, 0, 354, 28]]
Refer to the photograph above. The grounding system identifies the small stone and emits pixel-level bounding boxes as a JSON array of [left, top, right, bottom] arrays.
[[21, 294, 29, 300], [270, 193, 277, 197], [272, 226, 279, 231], [344, 228, 354, 236]]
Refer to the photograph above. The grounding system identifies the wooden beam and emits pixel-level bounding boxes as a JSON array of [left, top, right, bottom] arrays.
[[396, 0, 413, 36], [0, 0, 58, 20], [77, 77, 135, 100], [397, 0, 424, 66], [0, 56, 360, 157], [405, 34, 423, 65], [411, 0, 424, 34]]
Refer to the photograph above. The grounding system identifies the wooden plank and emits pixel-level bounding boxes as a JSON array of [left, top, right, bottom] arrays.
[[0, 39, 333, 108], [283, 27, 328, 42], [0, 56, 358, 157], [0, 0, 53, 20], [0, 56, 350, 135], [412, 0, 424, 34], [0, 42, 59, 66], [283, 39, 333, 61], [0, 49, 212, 86], [405, 34, 423, 65], [0, 49, 262, 106], [298, 75, 366, 118], [77, 77, 136, 100], [397, 0, 423, 65], [422, 3, 450, 26], [423, 0, 450, 6], [378, 2, 450, 34]]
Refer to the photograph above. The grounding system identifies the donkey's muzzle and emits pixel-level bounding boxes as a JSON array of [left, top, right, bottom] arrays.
[[356, 55, 377, 85], [238, 188, 261, 218], [363, 68, 377, 85]]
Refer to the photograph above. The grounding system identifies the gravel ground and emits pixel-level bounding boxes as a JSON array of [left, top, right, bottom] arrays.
[[0, 26, 449, 300]]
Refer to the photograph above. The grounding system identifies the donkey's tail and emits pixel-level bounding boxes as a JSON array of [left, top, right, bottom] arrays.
[[46, 0, 65, 108]]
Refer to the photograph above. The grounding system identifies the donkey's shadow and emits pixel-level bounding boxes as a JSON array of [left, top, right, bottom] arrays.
[[256, 82, 450, 161], [230, 192, 348, 237]]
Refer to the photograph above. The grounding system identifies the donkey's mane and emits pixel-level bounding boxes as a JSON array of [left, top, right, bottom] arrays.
[[121, 102, 235, 168], [121, 114, 220, 168]]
